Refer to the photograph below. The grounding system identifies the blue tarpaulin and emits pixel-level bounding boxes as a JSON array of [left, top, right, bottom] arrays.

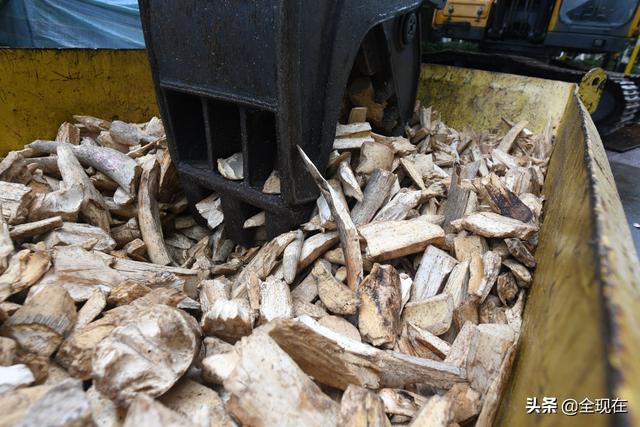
[[0, 0, 144, 48]]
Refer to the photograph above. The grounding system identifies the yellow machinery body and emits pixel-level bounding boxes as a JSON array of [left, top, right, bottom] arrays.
[[1, 50, 639, 425], [433, 0, 493, 29]]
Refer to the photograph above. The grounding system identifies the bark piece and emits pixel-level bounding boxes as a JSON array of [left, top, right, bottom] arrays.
[[159, 378, 234, 427], [268, 316, 465, 390], [0, 364, 34, 394], [318, 315, 362, 342], [92, 304, 200, 406], [217, 152, 243, 180], [378, 388, 428, 418], [351, 169, 396, 226], [9, 216, 63, 241], [111, 218, 142, 247], [107, 281, 151, 306], [358, 263, 402, 348], [283, 229, 304, 284], [401, 293, 453, 336], [356, 141, 395, 174], [299, 146, 363, 291], [504, 238, 536, 268], [28, 140, 139, 195], [313, 262, 359, 316], [412, 245, 458, 302], [123, 394, 191, 427], [0, 181, 33, 225], [138, 156, 172, 265], [11, 379, 92, 427], [497, 272, 519, 305], [452, 212, 538, 240], [259, 278, 294, 323], [0, 248, 51, 302], [196, 194, 224, 230], [338, 384, 391, 427], [123, 238, 147, 261], [2, 284, 76, 356], [481, 174, 533, 222], [224, 332, 339, 427], [359, 216, 445, 261], [443, 167, 471, 233]]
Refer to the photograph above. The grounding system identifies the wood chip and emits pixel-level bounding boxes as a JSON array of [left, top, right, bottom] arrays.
[[451, 212, 538, 240], [138, 156, 172, 265], [0, 182, 34, 225], [401, 293, 453, 336], [268, 316, 465, 390], [358, 263, 402, 348], [359, 216, 445, 261], [412, 245, 458, 302], [262, 170, 281, 194], [9, 216, 63, 241], [313, 262, 359, 316], [223, 332, 339, 427], [0, 248, 51, 302], [259, 278, 294, 323], [2, 285, 76, 356], [123, 393, 191, 427], [92, 304, 200, 405], [338, 384, 391, 427], [217, 152, 243, 180], [356, 141, 395, 174]]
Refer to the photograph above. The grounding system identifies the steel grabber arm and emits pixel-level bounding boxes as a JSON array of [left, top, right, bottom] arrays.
[[139, 0, 442, 244]]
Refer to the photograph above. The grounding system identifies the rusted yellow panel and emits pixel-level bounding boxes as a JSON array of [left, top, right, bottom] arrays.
[[417, 64, 574, 134], [418, 64, 640, 426], [0, 49, 158, 155]]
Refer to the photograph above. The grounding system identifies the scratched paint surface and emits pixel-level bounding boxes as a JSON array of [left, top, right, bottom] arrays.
[[0, 49, 158, 155], [419, 64, 640, 426]]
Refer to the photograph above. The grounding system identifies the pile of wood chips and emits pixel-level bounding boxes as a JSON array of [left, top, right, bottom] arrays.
[[0, 105, 552, 426]]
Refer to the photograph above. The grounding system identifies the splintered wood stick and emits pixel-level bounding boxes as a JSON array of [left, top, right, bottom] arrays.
[[27, 140, 140, 195], [137, 156, 172, 266], [298, 146, 363, 291], [57, 145, 111, 231]]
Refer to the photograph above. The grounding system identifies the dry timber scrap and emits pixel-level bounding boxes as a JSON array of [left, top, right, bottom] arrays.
[[0, 105, 550, 426]]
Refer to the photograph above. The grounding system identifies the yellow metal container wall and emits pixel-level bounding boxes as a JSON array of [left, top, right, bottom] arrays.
[[0, 49, 158, 155], [419, 64, 640, 426]]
